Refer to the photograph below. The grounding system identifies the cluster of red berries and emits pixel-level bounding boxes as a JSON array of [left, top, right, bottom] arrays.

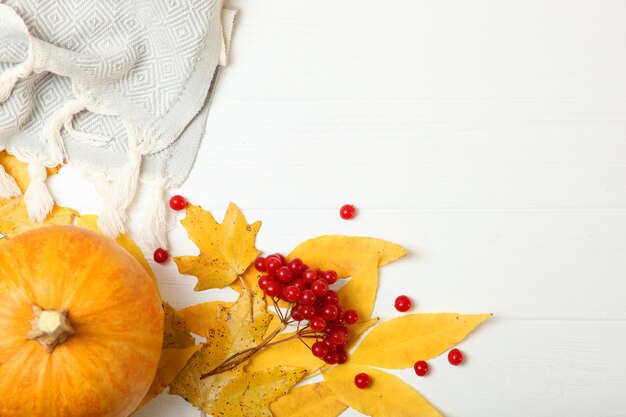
[[254, 253, 359, 365]]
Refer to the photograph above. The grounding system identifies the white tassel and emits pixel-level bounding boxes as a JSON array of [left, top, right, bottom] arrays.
[[141, 181, 168, 250], [0, 43, 34, 103], [0, 165, 21, 199], [42, 99, 88, 165], [24, 163, 53, 222]]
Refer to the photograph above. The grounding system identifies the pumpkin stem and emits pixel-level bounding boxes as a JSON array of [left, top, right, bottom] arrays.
[[26, 305, 75, 353]]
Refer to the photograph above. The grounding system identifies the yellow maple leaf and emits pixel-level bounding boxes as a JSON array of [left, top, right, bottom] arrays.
[[350, 313, 492, 368], [289, 236, 406, 320], [0, 151, 77, 238], [177, 300, 233, 338], [174, 203, 261, 291], [323, 363, 443, 417], [270, 382, 347, 417]]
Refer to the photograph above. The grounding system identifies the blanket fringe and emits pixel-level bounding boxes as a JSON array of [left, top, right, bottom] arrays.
[[0, 42, 34, 103], [0, 164, 21, 199], [24, 163, 53, 222], [141, 180, 168, 250]]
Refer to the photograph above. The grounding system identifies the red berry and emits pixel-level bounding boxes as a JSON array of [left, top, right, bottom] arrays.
[[323, 270, 338, 284], [264, 280, 282, 297], [322, 335, 334, 347], [300, 305, 316, 320], [302, 269, 318, 284], [323, 351, 340, 365], [311, 341, 329, 358], [300, 289, 316, 306], [337, 348, 349, 364], [291, 307, 304, 322], [354, 373, 371, 389], [311, 279, 329, 296], [321, 304, 339, 321], [413, 360, 429, 376], [258, 275, 271, 290], [340, 204, 357, 220], [343, 309, 359, 325], [310, 316, 326, 332], [153, 248, 169, 264], [265, 257, 283, 274], [322, 290, 339, 306], [254, 257, 267, 272], [448, 348, 464, 366], [272, 253, 286, 264], [394, 295, 412, 312], [276, 266, 293, 283], [169, 195, 187, 211], [284, 285, 301, 302], [287, 258, 305, 275], [330, 329, 348, 345]]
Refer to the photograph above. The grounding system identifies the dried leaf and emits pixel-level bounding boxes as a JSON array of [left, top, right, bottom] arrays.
[[351, 313, 492, 368], [323, 363, 443, 417], [0, 152, 77, 237], [174, 203, 261, 291], [177, 300, 233, 338], [135, 345, 200, 410], [76, 214, 156, 281], [245, 330, 323, 375], [289, 236, 406, 320], [172, 365, 305, 417], [270, 382, 347, 417], [162, 302, 196, 349]]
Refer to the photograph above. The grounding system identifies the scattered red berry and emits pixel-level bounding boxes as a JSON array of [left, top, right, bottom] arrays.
[[264, 280, 282, 298], [354, 373, 371, 389], [343, 309, 359, 325], [300, 289, 316, 306], [323, 270, 338, 284], [153, 248, 169, 264], [321, 304, 339, 321], [311, 341, 329, 358], [254, 257, 267, 272], [311, 279, 329, 296], [275, 266, 293, 283], [340, 204, 357, 220], [310, 316, 326, 332], [448, 348, 464, 366], [413, 360, 429, 376], [169, 195, 187, 211], [394, 295, 412, 312]]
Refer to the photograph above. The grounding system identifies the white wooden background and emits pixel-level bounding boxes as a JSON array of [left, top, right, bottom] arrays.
[[50, 1, 626, 416]]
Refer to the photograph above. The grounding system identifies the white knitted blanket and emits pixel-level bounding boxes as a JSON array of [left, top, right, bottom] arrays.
[[0, 0, 235, 249]]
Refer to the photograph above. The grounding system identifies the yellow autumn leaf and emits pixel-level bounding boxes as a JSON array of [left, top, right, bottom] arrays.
[[77, 214, 156, 281], [0, 151, 77, 238], [177, 300, 233, 338], [135, 345, 200, 410], [174, 203, 262, 290], [351, 313, 492, 368], [162, 302, 196, 349], [270, 382, 347, 417], [288, 236, 406, 319], [323, 363, 443, 417]]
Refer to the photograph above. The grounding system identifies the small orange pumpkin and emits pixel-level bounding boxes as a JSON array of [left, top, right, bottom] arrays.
[[0, 226, 164, 417]]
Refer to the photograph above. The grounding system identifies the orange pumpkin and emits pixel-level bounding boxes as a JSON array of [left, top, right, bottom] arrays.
[[0, 226, 164, 417]]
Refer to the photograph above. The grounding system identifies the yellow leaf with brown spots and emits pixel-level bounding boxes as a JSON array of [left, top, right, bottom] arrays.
[[174, 203, 261, 290], [0, 151, 77, 238]]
